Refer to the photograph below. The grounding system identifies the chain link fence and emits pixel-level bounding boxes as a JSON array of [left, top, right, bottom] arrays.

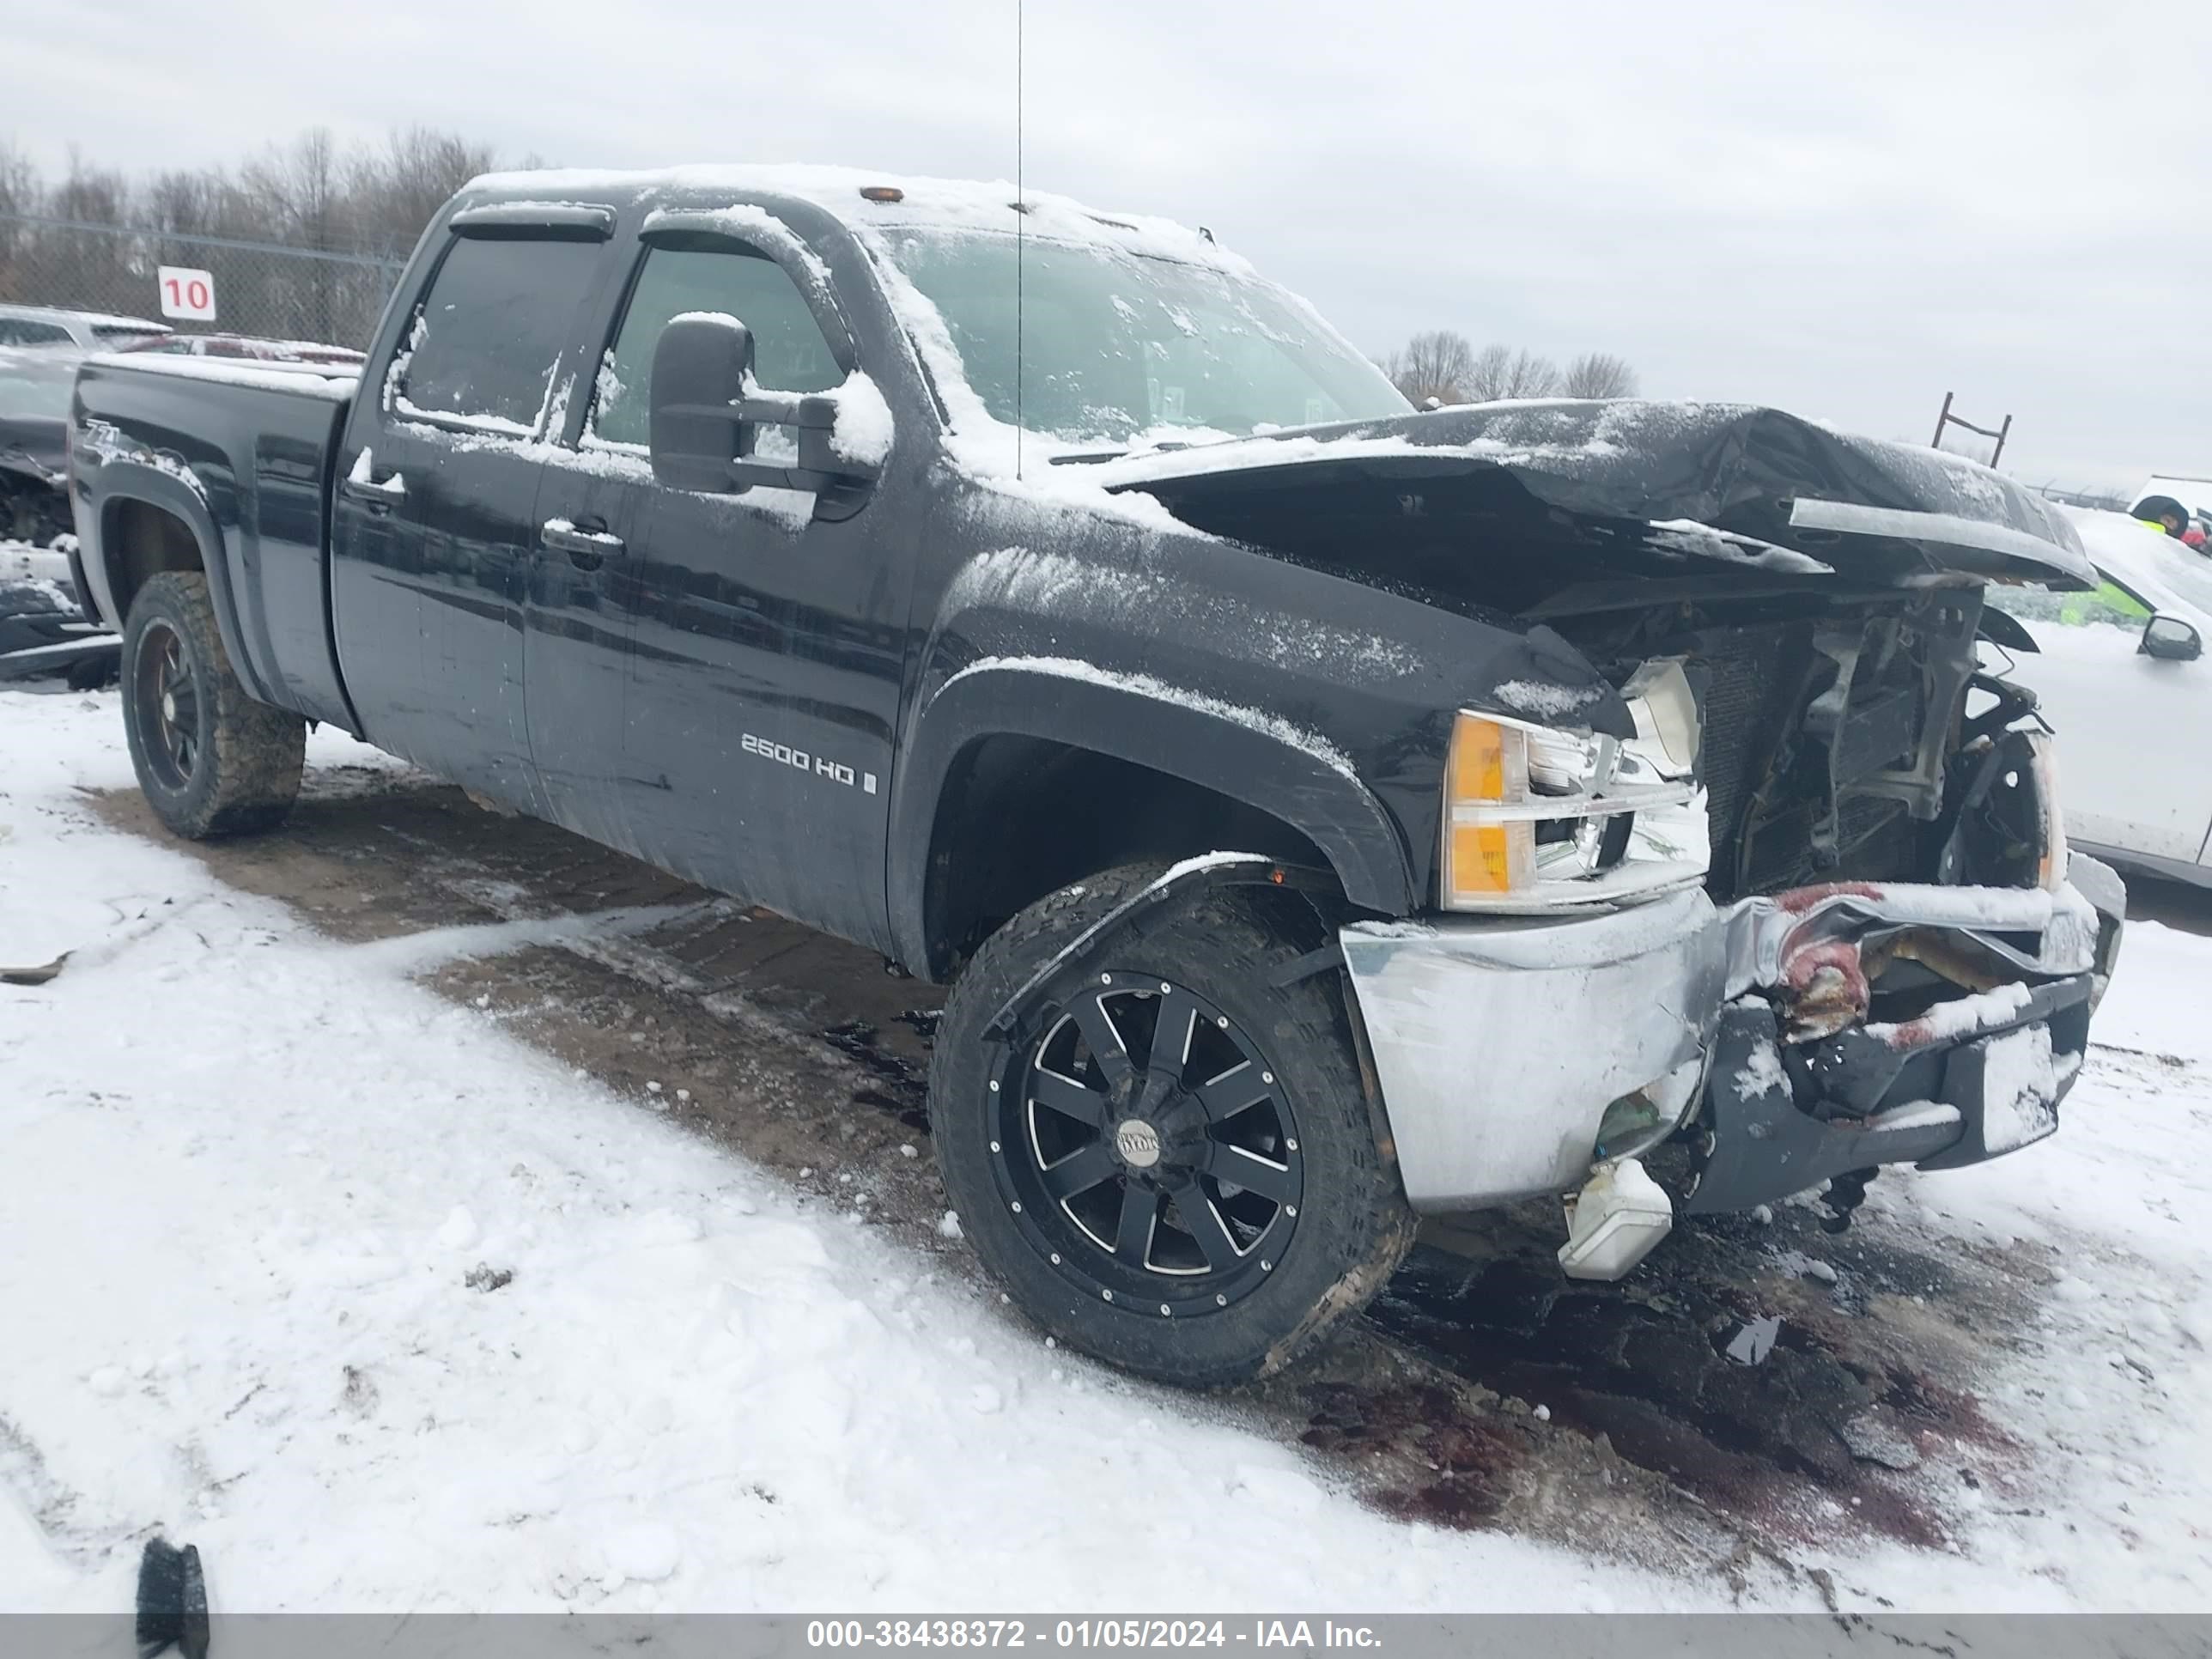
[[0, 212, 408, 350]]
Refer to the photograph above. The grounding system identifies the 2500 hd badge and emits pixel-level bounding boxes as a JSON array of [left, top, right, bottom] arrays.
[[742, 731, 878, 795]]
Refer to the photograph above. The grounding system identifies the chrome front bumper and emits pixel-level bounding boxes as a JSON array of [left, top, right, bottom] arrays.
[[1339, 857, 2124, 1213]]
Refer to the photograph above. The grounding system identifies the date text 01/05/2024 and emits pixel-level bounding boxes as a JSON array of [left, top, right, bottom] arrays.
[[805, 1621, 1383, 1650]]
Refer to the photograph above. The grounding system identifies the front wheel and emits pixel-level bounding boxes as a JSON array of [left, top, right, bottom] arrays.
[[121, 570, 305, 839], [930, 865, 1416, 1387]]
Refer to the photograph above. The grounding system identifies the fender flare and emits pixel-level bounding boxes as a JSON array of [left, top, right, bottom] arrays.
[[89, 462, 276, 707], [887, 659, 1417, 971]]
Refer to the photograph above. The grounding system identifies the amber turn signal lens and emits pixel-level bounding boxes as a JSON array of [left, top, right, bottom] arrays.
[[1442, 714, 1534, 905], [1451, 824, 1511, 895], [1444, 822, 1534, 902], [859, 185, 905, 203], [1449, 713, 1506, 802]]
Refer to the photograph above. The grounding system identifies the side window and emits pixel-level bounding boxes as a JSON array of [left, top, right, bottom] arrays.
[[0, 319, 72, 346], [392, 234, 603, 434], [589, 244, 842, 449]]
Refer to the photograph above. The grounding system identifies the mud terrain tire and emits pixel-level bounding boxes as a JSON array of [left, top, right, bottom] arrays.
[[933, 864, 1417, 1387], [121, 570, 304, 839]]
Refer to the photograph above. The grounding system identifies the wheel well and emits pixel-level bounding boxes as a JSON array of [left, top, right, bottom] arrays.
[[102, 497, 204, 626], [921, 736, 1339, 978]]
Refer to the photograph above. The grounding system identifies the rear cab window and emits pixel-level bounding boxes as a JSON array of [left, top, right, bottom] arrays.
[[387, 233, 606, 438]]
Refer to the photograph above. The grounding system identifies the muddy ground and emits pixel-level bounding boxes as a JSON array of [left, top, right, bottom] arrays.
[[87, 757, 2104, 1602]]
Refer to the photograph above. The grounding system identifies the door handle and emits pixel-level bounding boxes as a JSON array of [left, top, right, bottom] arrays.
[[340, 468, 406, 509], [542, 518, 624, 570]]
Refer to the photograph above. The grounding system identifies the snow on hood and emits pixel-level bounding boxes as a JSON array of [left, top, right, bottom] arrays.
[[1085, 400, 2095, 591]]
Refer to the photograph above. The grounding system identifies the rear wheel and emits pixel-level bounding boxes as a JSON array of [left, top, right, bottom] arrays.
[[931, 865, 1416, 1386], [121, 570, 304, 839]]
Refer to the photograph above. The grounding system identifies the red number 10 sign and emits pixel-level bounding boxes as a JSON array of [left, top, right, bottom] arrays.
[[157, 266, 217, 322]]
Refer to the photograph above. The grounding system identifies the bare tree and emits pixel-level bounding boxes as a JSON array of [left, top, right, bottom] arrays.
[[244, 130, 348, 337], [1465, 344, 1562, 403], [1465, 344, 1511, 402], [46, 150, 130, 227], [1382, 329, 1479, 405], [351, 127, 496, 256], [0, 126, 505, 342], [0, 142, 35, 275], [1381, 332, 1615, 407], [243, 130, 343, 246], [1561, 351, 1639, 399]]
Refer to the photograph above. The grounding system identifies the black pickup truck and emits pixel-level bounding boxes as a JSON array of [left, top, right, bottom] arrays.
[[67, 166, 2124, 1385]]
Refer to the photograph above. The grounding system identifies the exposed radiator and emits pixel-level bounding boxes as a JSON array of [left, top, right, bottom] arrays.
[[1689, 621, 1926, 902]]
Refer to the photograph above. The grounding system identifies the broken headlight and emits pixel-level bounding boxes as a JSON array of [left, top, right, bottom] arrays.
[[1439, 659, 1711, 913]]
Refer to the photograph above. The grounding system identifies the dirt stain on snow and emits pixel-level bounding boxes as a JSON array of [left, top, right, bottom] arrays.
[[1364, 1193, 2037, 1553]]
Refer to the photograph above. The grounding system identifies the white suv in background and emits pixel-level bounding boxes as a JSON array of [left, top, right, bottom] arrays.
[[1985, 507, 2212, 886]]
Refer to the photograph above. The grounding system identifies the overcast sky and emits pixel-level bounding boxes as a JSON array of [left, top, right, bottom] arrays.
[[10, 0, 2206, 480]]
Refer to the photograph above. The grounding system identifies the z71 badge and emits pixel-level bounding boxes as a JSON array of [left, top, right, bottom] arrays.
[[741, 732, 878, 795]]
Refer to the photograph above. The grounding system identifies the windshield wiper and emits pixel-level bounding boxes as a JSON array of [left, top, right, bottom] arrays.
[[1049, 441, 1205, 467]]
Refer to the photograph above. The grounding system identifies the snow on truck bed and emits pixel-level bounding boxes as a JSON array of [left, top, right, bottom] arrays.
[[3, 685, 2212, 1613], [86, 350, 360, 399]]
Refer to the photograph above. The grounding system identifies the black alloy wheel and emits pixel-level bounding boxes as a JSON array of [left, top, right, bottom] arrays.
[[132, 619, 202, 792], [931, 862, 1418, 1385], [119, 569, 304, 840], [991, 974, 1304, 1316]]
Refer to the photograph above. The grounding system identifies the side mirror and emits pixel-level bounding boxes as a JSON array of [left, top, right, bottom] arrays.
[[648, 311, 882, 509], [649, 312, 756, 492], [2142, 613, 2203, 662]]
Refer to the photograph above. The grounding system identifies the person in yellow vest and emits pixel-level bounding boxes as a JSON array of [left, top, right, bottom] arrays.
[[2132, 494, 2191, 538]]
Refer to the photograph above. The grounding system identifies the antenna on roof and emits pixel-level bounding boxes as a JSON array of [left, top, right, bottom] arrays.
[[1015, 0, 1025, 481]]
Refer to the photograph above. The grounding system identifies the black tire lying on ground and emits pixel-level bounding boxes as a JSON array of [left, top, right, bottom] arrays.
[[932, 863, 1418, 1387], [120, 569, 305, 839]]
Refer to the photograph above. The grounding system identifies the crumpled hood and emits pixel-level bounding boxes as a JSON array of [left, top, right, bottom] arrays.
[[1090, 399, 2094, 592]]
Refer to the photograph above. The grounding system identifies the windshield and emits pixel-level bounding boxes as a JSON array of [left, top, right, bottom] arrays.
[[877, 228, 1407, 447], [2058, 504, 2212, 622]]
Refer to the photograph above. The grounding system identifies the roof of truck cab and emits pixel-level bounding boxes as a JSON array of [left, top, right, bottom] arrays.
[[455, 165, 1253, 275]]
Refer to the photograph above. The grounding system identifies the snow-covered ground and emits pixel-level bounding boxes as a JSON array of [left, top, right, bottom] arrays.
[[3, 685, 2210, 1613], [1, 539, 75, 594]]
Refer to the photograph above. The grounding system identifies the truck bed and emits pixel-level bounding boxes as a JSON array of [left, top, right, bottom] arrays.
[[71, 353, 359, 730]]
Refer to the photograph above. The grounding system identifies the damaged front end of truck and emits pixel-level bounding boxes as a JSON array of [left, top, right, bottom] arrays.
[[1109, 400, 2127, 1277]]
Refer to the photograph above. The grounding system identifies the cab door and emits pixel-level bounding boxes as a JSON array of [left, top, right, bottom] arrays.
[[524, 453, 654, 856], [569, 221, 913, 948], [330, 218, 609, 807]]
